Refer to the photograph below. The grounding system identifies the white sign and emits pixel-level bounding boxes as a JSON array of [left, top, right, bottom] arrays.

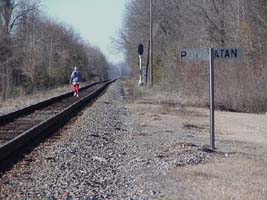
[[180, 48, 209, 61], [180, 48, 243, 61], [213, 48, 243, 59]]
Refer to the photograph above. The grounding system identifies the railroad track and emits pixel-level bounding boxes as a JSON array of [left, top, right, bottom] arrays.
[[0, 79, 115, 162]]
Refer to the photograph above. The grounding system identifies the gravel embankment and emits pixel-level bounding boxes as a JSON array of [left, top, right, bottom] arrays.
[[0, 80, 216, 200], [0, 80, 132, 199]]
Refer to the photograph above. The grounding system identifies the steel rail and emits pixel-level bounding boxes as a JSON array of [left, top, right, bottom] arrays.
[[0, 79, 116, 162], [0, 80, 108, 126]]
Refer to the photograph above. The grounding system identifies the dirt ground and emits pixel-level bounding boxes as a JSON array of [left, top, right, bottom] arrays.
[[124, 80, 267, 200], [1, 80, 266, 199]]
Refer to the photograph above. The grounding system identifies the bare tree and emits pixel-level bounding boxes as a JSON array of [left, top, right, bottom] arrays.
[[118, 0, 267, 112], [0, 0, 39, 99], [0, 0, 39, 35], [1, 0, 111, 100]]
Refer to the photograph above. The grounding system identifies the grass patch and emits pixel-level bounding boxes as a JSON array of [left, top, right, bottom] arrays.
[[182, 122, 207, 130]]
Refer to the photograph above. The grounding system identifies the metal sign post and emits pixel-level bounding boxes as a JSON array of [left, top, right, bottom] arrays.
[[209, 48, 215, 149], [179, 47, 243, 150]]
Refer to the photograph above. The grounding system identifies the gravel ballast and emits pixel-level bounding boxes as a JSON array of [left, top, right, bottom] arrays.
[[0, 80, 229, 200], [0, 81, 132, 199]]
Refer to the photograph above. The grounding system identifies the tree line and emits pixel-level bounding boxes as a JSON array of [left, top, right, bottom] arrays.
[[118, 0, 267, 113], [0, 0, 109, 100]]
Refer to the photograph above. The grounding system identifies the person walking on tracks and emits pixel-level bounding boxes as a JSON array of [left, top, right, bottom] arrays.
[[70, 66, 82, 97]]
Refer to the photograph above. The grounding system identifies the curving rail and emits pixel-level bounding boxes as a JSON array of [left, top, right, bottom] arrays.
[[0, 79, 116, 162]]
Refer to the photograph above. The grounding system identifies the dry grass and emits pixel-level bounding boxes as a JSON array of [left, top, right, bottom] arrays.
[[0, 83, 88, 115], [182, 122, 207, 131], [122, 79, 146, 102], [126, 79, 267, 199], [172, 157, 267, 200]]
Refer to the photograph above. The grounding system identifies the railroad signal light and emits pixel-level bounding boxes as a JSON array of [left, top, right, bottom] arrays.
[[138, 43, 144, 55]]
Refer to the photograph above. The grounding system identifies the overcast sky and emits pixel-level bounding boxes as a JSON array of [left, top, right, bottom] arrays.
[[42, 0, 126, 63]]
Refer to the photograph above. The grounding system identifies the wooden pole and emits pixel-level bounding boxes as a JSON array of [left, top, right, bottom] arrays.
[[149, 0, 153, 86]]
